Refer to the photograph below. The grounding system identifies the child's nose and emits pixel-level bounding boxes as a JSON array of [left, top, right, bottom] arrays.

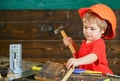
[[86, 29, 91, 33]]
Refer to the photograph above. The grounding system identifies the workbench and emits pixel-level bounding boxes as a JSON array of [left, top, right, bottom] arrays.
[[35, 61, 120, 81], [0, 57, 120, 81]]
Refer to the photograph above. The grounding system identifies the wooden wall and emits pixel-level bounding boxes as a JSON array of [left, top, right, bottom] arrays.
[[0, 10, 120, 75]]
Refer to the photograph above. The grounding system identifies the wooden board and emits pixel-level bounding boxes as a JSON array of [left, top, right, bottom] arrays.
[[35, 61, 68, 81], [35, 61, 120, 81]]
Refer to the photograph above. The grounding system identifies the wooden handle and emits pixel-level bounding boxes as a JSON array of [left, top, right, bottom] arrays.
[[61, 30, 68, 38], [61, 30, 76, 55], [68, 44, 76, 55], [60, 30, 76, 81], [61, 68, 74, 81]]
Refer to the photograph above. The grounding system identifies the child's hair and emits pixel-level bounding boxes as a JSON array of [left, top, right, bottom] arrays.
[[82, 11, 107, 32]]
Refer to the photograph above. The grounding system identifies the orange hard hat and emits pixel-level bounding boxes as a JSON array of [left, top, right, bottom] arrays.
[[78, 4, 116, 39]]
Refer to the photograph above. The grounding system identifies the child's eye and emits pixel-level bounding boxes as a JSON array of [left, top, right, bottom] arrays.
[[90, 27, 96, 30], [91, 28, 95, 30], [84, 26, 88, 29]]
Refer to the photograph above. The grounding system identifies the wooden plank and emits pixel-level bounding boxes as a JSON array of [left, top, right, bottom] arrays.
[[0, 10, 81, 23], [109, 64, 120, 75], [0, 40, 120, 58], [0, 23, 83, 40], [0, 22, 120, 40]]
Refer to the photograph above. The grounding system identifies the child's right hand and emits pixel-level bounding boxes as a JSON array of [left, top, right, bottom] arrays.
[[63, 37, 72, 46]]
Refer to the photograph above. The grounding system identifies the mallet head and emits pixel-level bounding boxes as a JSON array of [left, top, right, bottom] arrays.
[[54, 24, 70, 35]]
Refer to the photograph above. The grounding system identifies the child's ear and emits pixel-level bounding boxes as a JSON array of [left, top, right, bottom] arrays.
[[101, 30, 104, 34]]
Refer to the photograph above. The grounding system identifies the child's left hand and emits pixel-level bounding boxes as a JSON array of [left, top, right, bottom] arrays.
[[66, 58, 80, 69]]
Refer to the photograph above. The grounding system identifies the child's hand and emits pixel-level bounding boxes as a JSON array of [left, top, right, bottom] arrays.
[[66, 58, 79, 69], [63, 37, 72, 46]]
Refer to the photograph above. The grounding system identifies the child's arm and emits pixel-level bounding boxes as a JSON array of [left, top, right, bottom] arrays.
[[66, 53, 98, 69]]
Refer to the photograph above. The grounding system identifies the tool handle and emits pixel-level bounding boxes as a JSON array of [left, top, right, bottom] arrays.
[[61, 30, 76, 81], [61, 30, 76, 55], [61, 30, 68, 38], [32, 66, 42, 71], [61, 68, 74, 81]]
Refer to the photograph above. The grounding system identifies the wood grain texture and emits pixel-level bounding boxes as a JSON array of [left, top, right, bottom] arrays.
[[0, 10, 120, 75]]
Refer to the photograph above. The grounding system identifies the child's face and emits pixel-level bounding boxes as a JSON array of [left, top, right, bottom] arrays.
[[83, 21, 104, 42]]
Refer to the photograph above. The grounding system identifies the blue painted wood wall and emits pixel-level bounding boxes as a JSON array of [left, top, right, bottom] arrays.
[[0, 0, 120, 10]]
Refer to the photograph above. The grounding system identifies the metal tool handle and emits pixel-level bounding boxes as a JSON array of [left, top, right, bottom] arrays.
[[60, 30, 76, 55]]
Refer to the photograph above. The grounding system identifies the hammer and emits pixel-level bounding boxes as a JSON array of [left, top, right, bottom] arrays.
[[54, 25, 76, 56], [54, 25, 76, 81]]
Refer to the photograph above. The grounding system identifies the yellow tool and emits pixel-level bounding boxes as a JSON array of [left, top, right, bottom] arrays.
[[32, 66, 42, 71], [0, 74, 2, 78], [103, 78, 112, 81], [85, 70, 102, 74]]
